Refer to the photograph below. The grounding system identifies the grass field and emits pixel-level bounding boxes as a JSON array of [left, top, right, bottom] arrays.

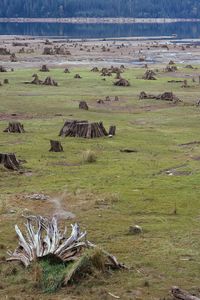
[[0, 65, 200, 299]]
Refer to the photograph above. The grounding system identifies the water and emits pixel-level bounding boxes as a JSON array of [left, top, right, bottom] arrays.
[[0, 22, 200, 39]]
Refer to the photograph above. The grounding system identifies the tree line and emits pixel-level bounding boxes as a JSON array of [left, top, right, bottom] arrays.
[[0, 0, 200, 18]]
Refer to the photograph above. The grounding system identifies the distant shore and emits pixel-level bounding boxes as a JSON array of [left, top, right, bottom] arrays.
[[0, 17, 200, 24]]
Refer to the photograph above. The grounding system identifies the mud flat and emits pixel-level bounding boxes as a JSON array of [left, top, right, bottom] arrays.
[[1, 35, 200, 69]]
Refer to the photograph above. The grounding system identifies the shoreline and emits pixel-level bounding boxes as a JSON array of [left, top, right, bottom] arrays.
[[0, 17, 200, 24]]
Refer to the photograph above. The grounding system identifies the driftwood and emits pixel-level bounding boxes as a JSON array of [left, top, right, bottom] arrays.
[[79, 101, 89, 110], [0, 153, 20, 170], [4, 121, 25, 133], [171, 286, 200, 300], [49, 140, 63, 152], [59, 120, 108, 138], [7, 215, 126, 272]]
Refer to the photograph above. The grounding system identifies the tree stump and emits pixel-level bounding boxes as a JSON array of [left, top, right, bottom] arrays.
[[142, 70, 157, 80], [109, 126, 116, 136], [0, 153, 20, 170], [10, 53, 18, 62], [4, 122, 25, 133], [79, 101, 89, 110], [114, 78, 130, 86], [182, 79, 188, 88], [74, 74, 81, 79], [43, 77, 58, 86], [0, 66, 7, 72], [171, 286, 200, 300], [64, 68, 70, 73], [39, 64, 49, 72], [4, 79, 9, 84], [49, 140, 63, 152], [59, 120, 108, 138]]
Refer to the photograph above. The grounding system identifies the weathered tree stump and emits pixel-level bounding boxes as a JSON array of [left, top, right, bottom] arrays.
[[109, 125, 116, 136], [142, 70, 157, 80], [39, 64, 49, 72], [97, 99, 104, 104], [43, 77, 58, 86], [10, 53, 17, 62], [4, 79, 9, 84], [182, 79, 189, 88], [0, 66, 7, 72], [30, 74, 42, 85], [79, 101, 89, 110], [114, 78, 130, 86], [171, 286, 200, 300], [115, 72, 122, 79], [49, 140, 63, 152], [4, 122, 25, 133], [59, 120, 108, 138], [74, 74, 81, 79], [91, 67, 99, 72], [64, 68, 70, 73], [0, 153, 20, 170]]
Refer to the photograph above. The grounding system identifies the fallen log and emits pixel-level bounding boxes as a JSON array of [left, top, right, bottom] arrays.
[[171, 286, 200, 300]]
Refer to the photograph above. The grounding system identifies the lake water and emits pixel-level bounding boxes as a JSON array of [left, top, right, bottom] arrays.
[[0, 22, 200, 39]]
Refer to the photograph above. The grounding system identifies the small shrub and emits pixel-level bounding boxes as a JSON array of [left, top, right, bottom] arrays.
[[82, 150, 97, 163]]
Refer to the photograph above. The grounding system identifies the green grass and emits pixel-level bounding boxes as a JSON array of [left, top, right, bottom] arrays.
[[1, 66, 200, 299]]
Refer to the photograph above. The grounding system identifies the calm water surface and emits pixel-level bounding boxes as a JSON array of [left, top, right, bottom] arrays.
[[0, 22, 200, 39]]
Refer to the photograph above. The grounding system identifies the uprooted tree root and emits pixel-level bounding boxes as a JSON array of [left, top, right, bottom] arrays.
[[7, 215, 127, 292]]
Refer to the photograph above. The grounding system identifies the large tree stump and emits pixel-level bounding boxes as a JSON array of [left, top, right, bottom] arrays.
[[0, 153, 20, 170], [109, 125, 116, 136], [79, 101, 89, 110], [59, 120, 108, 138], [49, 140, 63, 152], [4, 122, 25, 133], [171, 286, 200, 300]]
